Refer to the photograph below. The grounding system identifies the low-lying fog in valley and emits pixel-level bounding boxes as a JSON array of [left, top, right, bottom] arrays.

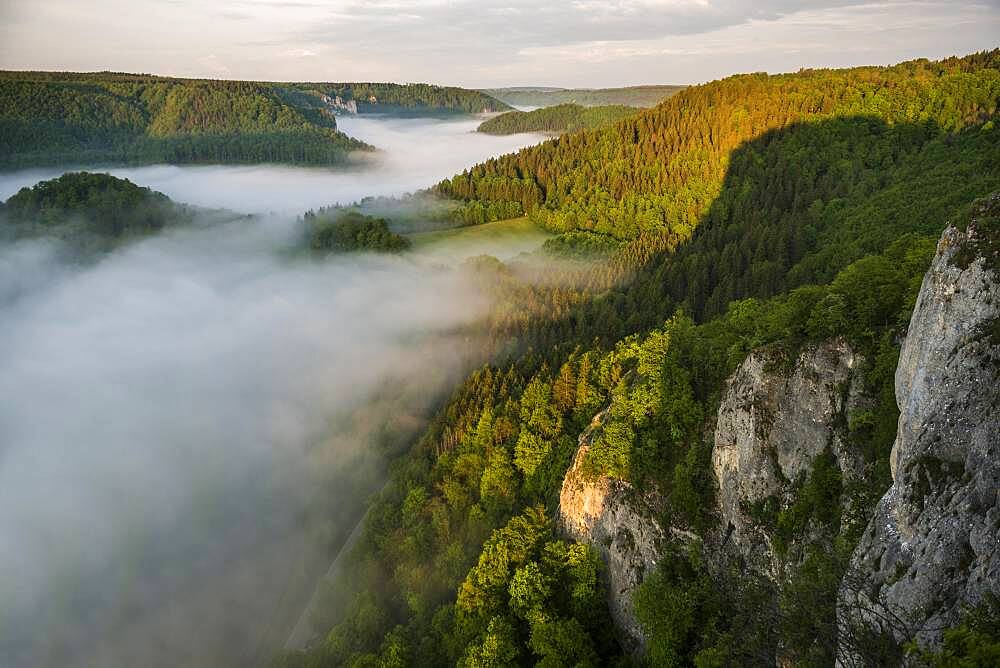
[[0, 117, 548, 667], [0, 116, 543, 213]]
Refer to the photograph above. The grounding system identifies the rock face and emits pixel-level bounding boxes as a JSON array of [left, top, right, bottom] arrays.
[[319, 94, 358, 115], [712, 339, 866, 573], [842, 219, 1000, 648], [557, 409, 664, 654], [556, 200, 1000, 658]]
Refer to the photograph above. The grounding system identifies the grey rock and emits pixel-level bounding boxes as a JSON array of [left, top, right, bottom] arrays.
[[556, 408, 666, 655], [712, 339, 866, 574], [841, 221, 1000, 652]]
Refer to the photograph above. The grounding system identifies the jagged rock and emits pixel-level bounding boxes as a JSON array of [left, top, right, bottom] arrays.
[[557, 408, 665, 655], [712, 339, 866, 574], [319, 94, 358, 115], [841, 212, 1000, 651]]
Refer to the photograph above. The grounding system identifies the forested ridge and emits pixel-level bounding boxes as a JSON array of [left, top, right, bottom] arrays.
[[477, 104, 638, 136], [297, 82, 510, 114], [0, 71, 507, 167], [278, 50, 1000, 667], [481, 85, 686, 108], [439, 51, 1000, 232]]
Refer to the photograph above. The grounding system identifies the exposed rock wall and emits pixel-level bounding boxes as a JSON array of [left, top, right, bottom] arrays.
[[557, 409, 665, 654], [556, 199, 1000, 659], [558, 340, 870, 653], [712, 339, 866, 573], [842, 218, 1000, 649]]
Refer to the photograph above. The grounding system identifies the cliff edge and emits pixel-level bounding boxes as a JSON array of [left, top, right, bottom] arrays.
[[841, 196, 1000, 651]]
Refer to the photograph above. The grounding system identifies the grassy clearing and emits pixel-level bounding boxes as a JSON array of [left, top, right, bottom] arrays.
[[406, 217, 553, 262]]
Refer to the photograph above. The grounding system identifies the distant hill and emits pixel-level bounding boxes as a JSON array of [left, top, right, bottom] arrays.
[[480, 84, 686, 108], [293, 81, 511, 115], [477, 103, 638, 135], [0, 71, 510, 168]]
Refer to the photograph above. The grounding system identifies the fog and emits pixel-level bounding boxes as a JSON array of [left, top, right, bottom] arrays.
[[0, 115, 546, 214], [0, 117, 547, 667]]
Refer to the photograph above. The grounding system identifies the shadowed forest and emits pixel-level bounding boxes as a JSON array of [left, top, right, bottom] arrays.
[[276, 51, 1000, 667]]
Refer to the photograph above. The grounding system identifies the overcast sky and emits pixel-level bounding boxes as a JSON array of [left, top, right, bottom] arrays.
[[1, 1, 997, 87]]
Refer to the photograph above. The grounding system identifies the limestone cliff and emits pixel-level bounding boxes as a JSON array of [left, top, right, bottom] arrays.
[[841, 205, 1000, 650], [556, 198, 1000, 658], [712, 339, 867, 574], [557, 408, 665, 654], [558, 340, 871, 653]]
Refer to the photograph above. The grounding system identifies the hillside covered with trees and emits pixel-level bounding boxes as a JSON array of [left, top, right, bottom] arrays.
[[481, 85, 685, 108], [477, 104, 637, 136], [0, 71, 509, 168], [0, 171, 191, 251], [302, 82, 510, 115], [277, 50, 1000, 667]]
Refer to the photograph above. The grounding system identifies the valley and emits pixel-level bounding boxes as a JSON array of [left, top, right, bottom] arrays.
[[0, 115, 551, 668], [1, 11, 998, 666]]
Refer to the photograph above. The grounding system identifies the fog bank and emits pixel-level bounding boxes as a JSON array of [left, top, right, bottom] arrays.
[[0, 116, 548, 667], [0, 116, 547, 214]]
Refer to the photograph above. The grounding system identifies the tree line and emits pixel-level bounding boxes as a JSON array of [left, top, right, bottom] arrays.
[[477, 104, 637, 136], [0, 71, 511, 167]]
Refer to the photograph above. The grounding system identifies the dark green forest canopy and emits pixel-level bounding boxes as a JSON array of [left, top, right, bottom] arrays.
[[0, 171, 189, 244], [481, 85, 686, 108], [477, 104, 638, 135], [278, 51, 1000, 668], [303, 209, 411, 253], [0, 71, 508, 167]]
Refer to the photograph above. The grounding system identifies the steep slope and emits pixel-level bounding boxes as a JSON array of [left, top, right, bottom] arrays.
[[277, 54, 1000, 667], [557, 407, 664, 654], [712, 339, 867, 574], [554, 201, 1000, 664], [295, 82, 510, 115], [842, 196, 1000, 654], [0, 73, 368, 167], [440, 52, 1000, 243]]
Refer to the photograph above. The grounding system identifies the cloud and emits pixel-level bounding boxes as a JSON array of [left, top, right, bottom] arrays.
[[298, 0, 869, 49], [0, 1, 997, 95], [282, 47, 319, 57], [197, 53, 232, 76]]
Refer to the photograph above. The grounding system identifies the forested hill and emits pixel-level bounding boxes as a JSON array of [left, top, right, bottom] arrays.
[[0, 71, 508, 168], [0, 171, 194, 253], [477, 104, 637, 135], [439, 52, 1000, 239], [295, 82, 511, 114], [278, 50, 1000, 667], [481, 84, 685, 108]]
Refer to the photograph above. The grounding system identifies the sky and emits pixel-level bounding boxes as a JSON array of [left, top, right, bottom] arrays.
[[0, 1, 998, 89]]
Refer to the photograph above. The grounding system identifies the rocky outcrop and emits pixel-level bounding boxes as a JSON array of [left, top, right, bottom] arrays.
[[557, 409, 666, 654], [319, 94, 358, 115], [842, 213, 1000, 650], [712, 339, 867, 573], [556, 199, 1000, 659]]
